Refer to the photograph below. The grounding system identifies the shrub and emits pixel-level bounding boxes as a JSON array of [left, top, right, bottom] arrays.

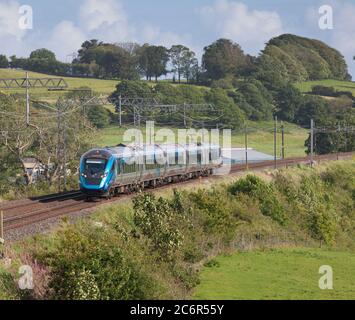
[[132, 193, 183, 260], [296, 174, 338, 244], [228, 175, 286, 225], [38, 226, 158, 300], [189, 188, 239, 239], [311, 85, 336, 97]]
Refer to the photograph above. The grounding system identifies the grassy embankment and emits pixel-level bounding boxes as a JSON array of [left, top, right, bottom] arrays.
[[0, 160, 354, 300], [295, 79, 355, 95]]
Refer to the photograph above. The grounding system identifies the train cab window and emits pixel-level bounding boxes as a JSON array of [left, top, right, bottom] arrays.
[[84, 159, 107, 176]]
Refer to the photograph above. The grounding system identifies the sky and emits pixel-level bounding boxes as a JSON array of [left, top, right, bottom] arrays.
[[1, 0, 355, 77]]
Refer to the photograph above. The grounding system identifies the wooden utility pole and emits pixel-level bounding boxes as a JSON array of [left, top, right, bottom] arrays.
[[310, 119, 314, 168], [281, 123, 285, 160], [118, 95, 122, 127], [274, 116, 278, 169], [0, 211, 4, 244], [25, 72, 30, 125], [245, 123, 248, 170]]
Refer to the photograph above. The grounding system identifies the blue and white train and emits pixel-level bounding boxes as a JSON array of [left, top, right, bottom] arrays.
[[79, 143, 222, 198]]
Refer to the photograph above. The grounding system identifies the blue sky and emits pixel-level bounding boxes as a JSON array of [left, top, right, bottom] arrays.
[[1, 0, 354, 77]]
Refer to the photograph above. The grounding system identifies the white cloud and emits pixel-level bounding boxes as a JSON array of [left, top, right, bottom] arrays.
[[78, 0, 133, 42], [329, 3, 355, 55], [0, 0, 31, 57], [47, 21, 86, 61], [52, 0, 193, 56], [305, 1, 355, 78], [0, 0, 26, 39], [139, 24, 192, 47], [197, 0, 284, 55], [79, 0, 126, 32]]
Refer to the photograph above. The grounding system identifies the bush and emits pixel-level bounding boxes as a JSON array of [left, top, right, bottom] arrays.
[[86, 105, 111, 128], [38, 226, 159, 300], [188, 187, 240, 241], [311, 85, 336, 97], [211, 78, 234, 90], [228, 175, 286, 225], [133, 192, 183, 261]]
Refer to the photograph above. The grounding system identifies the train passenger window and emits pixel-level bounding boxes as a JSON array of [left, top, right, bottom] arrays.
[[145, 155, 156, 170], [175, 152, 179, 165], [197, 151, 202, 164], [122, 161, 136, 174]]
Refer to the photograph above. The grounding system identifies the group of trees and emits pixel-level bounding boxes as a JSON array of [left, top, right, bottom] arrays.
[[2, 34, 349, 86], [254, 34, 350, 90], [1, 33, 353, 157], [0, 93, 96, 190], [5, 41, 200, 83]]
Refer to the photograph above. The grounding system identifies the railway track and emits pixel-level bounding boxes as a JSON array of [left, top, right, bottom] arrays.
[[0, 152, 353, 235]]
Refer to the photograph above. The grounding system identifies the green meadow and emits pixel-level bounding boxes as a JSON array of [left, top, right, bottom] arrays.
[[295, 79, 355, 95], [94, 121, 308, 158], [193, 248, 355, 300]]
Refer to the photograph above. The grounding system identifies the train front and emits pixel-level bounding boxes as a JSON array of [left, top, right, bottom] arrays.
[[79, 149, 114, 197]]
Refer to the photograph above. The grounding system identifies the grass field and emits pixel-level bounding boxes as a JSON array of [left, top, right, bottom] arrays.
[[193, 248, 355, 300], [93, 121, 308, 157], [0, 68, 119, 102], [0, 69, 207, 102], [295, 79, 355, 95]]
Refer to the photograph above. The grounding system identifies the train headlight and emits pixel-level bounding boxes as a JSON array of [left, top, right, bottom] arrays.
[[81, 173, 87, 178], [101, 173, 108, 179]]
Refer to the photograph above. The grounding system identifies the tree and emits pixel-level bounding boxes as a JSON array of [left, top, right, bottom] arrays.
[[275, 84, 304, 122], [0, 54, 9, 68], [304, 106, 355, 155], [204, 88, 245, 129], [202, 39, 248, 80], [76, 39, 103, 64], [138, 45, 169, 81], [111, 80, 153, 100], [169, 45, 196, 83], [232, 79, 275, 121], [295, 95, 329, 126], [0, 95, 42, 184], [30, 48, 56, 61], [182, 56, 198, 84], [86, 106, 111, 128], [75, 41, 139, 79]]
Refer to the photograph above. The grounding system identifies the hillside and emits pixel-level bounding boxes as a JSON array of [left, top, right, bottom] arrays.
[[0, 68, 119, 101], [295, 79, 355, 96], [256, 34, 350, 86]]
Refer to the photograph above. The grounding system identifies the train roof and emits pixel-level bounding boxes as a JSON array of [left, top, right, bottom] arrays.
[[82, 143, 220, 159]]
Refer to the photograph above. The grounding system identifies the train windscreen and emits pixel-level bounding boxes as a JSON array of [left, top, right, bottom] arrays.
[[84, 159, 107, 177]]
